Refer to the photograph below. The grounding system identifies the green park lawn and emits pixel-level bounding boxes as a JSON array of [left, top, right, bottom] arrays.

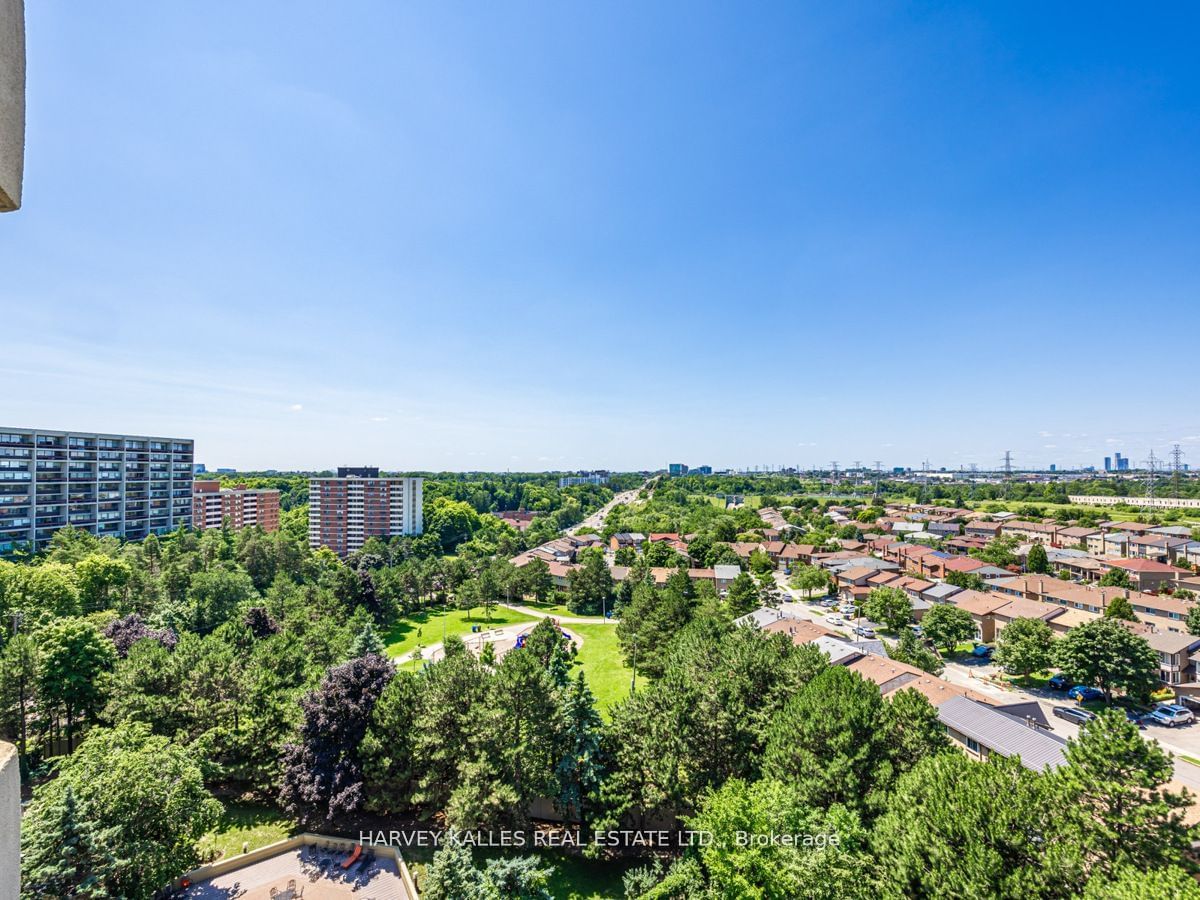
[[569, 623, 633, 715], [383, 606, 537, 657], [198, 802, 296, 862], [519, 599, 610, 620]]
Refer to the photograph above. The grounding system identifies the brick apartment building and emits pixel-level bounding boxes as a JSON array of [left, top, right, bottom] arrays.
[[308, 467, 422, 557], [193, 481, 281, 532]]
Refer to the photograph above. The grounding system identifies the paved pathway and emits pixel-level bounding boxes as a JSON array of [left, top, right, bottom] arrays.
[[393, 621, 586, 666]]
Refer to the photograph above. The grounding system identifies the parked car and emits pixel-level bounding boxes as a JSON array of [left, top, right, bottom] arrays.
[[1047, 674, 1070, 691], [1067, 686, 1104, 703], [820, 598, 838, 608], [839, 604, 857, 616], [971, 644, 994, 659], [827, 615, 844, 626], [1147, 704, 1195, 728], [854, 625, 877, 638], [1125, 709, 1148, 729], [1053, 706, 1098, 726], [908, 624, 923, 638]]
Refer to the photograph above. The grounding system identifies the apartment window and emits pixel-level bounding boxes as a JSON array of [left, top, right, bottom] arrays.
[[965, 737, 980, 753]]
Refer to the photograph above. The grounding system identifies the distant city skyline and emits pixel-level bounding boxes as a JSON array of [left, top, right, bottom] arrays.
[[4, 4, 1199, 471]]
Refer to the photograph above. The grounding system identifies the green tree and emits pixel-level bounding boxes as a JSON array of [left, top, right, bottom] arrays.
[[1187, 603, 1200, 637], [682, 778, 872, 900], [74, 555, 132, 613], [0, 631, 38, 758], [20, 785, 121, 898], [994, 617, 1055, 679], [422, 835, 487, 900], [553, 672, 604, 831], [920, 603, 977, 655], [520, 557, 553, 603], [1054, 618, 1159, 702], [1026, 542, 1050, 574], [763, 666, 894, 812], [20, 723, 221, 899], [567, 549, 613, 616], [37, 618, 116, 751], [1083, 865, 1200, 899], [725, 573, 761, 617], [873, 752, 1084, 899], [789, 565, 830, 598], [1100, 567, 1133, 589], [945, 569, 986, 590], [187, 566, 257, 634], [1056, 710, 1193, 877], [888, 627, 943, 674], [862, 586, 912, 633], [1104, 595, 1137, 622]]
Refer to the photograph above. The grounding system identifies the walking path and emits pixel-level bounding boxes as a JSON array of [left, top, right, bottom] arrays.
[[393, 620, 586, 666]]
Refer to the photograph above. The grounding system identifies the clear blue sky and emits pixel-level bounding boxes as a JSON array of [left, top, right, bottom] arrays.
[[3, 2, 1199, 472]]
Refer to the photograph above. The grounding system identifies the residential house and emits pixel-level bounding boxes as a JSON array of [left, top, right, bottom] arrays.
[[1105, 558, 1190, 593], [1000, 520, 1059, 545], [609, 532, 646, 551], [965, 521, 1002, 540], [936, 696, 1066, 772], [1129, 534, 1191, 564], [1055, 526, 1099, 549], [1145, 631, 1200, 689]]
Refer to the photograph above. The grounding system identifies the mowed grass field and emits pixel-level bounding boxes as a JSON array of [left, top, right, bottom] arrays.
[[569, 622, 632, 715], [382, 606, 537, 657], [198, 802, 296, 861]]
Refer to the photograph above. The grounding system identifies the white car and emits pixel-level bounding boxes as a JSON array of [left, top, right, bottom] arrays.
[[839, 605, 857, 617], [826, 614, 844, 626], [1149, 704, 1195, 727]]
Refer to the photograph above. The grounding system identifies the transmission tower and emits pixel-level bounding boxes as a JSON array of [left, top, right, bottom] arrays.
[[1172, 443, 1185, 497], [1144, 449, 1160, 508], [1002, 450, 1013, 499]]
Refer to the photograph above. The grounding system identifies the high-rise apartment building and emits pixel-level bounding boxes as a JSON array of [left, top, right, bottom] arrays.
[[0, 427, 194, 554], [193, 481, 281, 532], [308, 467, 422, 557]]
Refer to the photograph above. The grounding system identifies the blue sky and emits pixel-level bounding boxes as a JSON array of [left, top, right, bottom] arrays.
[[3, 2, 1199, 472]]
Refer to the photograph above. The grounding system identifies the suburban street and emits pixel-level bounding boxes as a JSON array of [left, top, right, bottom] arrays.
[[770, 572, 1200, 790]]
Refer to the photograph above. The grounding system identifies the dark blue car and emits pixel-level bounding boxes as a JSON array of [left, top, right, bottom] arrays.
[[1067, 685, 1104, 703], [1047, 674, 1070, 691]]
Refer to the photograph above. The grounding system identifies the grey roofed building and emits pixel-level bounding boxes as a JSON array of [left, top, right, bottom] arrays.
[[811, 635, 864, 666], [923, 583, 963, 602], [713, 564, 742, 582], [936, 695, 1067, 773], [734, 606, 788, 630], [1151, 526, 1194, 538], [850, 638, 888, 656], [975, 565, 1017, 580]]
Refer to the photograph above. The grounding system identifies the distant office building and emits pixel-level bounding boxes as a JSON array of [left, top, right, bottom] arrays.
[[0, 427, 193, 554], [1115, 452, 1129, 472], [216, 467, 236, 475], [309, 467, 422, 557], [1104, 457, 1111, 472], [559, 471, 609, 488], [194, 463, 207, 474], [693, 465, 713, 475], [668, 463, 689, 477], [1049, 464, 1056, 472], [193, 481, 281, 532]]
